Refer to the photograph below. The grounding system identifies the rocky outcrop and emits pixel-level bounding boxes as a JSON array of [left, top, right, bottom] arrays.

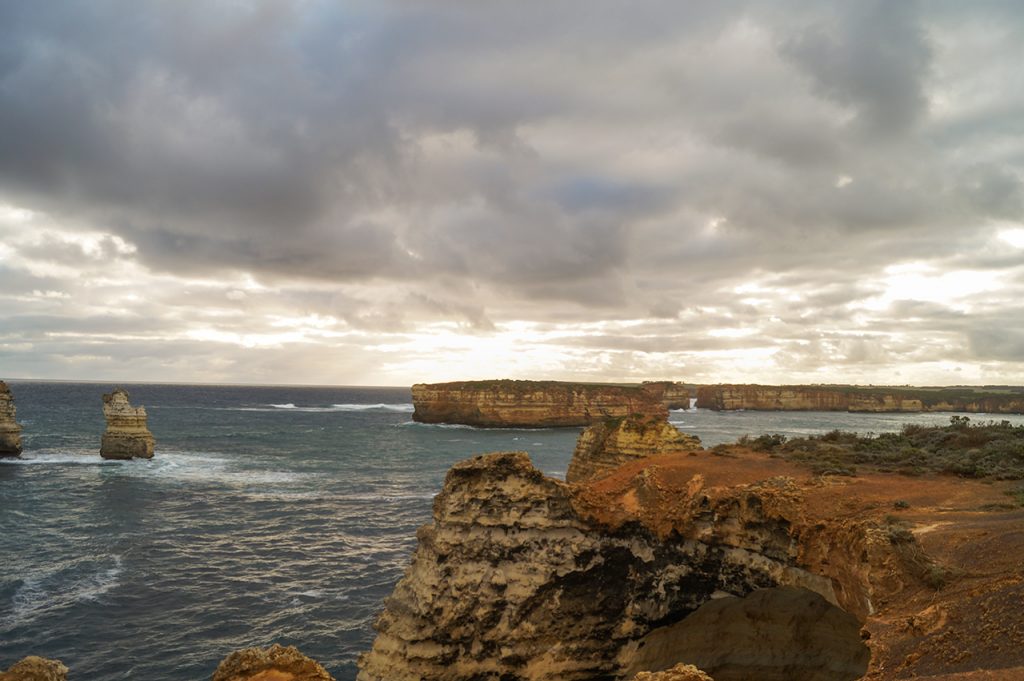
[[640, 382, 691, 410], [100, 388, 155, 459], [212, 644, 335, 681], [411, 380, 667, 427], [632, 664, 713, 681], [357, 451, 880, 681], [0, 381, 23, 457], [566, 414, 701, 484], [0, 657, 68, 681], [695, 384, 1024, 414], [359, 444, 1024, 681]]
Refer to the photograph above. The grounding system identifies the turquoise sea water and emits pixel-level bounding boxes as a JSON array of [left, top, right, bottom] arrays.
[[4, 381, 1024, 680]]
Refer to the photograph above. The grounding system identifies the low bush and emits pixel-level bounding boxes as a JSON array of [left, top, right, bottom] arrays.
[[747, 416, 1024, 479]]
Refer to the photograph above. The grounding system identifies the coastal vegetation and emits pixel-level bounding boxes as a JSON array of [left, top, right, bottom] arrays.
[[738, 416, 1024, 480]]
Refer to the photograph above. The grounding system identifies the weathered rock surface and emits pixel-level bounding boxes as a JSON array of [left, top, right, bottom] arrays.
[[359, 446, 1024, 681], [412, 380, 667, 427], [0, 381, 23, 457], [632, 664, 714, 681], [640, 382, 691, 410], [695, 384, 1024, 413], [566, 414, 701, 484], [100, 387, 155, 459], [212, 644, 335, 681], [0, 656, 68, 681]]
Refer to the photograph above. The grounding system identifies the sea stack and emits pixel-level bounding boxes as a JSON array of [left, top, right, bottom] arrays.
[[0, 381, 23, 457], [566, 413, 701, 484], [100, 388, 155, 459]]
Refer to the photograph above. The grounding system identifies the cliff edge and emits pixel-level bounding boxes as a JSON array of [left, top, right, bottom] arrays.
[[0, 381, 23, 457], [100, 388, 155, 459], [358, 447, 1024, 680], [412, 380, 667, 427], [696, 384, 1024, 414]]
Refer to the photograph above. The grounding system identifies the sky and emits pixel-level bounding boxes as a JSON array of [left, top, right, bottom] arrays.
[[1, 1, 1023, 387]]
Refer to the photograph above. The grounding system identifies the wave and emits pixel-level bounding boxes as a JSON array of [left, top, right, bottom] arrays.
[[1, 555, 123, 631], [1, 450, 119, 465], [331, 403, 414, 412], [217, 403, 414, 413], [395, 421, 557, 432]]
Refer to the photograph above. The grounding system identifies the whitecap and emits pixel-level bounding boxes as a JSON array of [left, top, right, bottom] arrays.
[[2, 555, 123, 630], [331, 403, 414, 412], [269, 403, 297, 409]]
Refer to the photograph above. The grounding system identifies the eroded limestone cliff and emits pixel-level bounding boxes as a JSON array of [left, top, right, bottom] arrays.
[[358, 446, 1024, 681], [0, 381, 23, 457], [566, 414, 701, 484], [412, 380, 666, 427], [639, 382, 691, 411], [696, 384, 1024, 413], [100, 388, 155, 459]]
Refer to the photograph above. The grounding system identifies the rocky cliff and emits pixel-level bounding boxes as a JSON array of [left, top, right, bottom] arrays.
[[412, 380, 667, 427], [100, 388, 155, 459], [0, 381, 23, 457], [566, 414, 701, 484], [358, 446, 1024, 681], [695, 384, 1024, 413], [639, 382, 691, 410]]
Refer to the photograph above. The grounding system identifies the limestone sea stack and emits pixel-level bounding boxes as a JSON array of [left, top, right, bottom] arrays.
[[566, 414, 701, 484], [0, 381, 23, 457], [100, 388, 155, 459], [411, 380, 667, 427]]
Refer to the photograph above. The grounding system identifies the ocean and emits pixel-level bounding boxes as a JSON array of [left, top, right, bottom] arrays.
[[4, 381, 1024, 680]]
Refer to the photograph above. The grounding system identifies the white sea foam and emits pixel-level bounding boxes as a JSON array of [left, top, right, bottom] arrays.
[[331, 403, 414, 412], [395, 421, 556, 432], [221, 403, 414, 413], [2, 555, 123, 630], [1, 450, 117, 465]]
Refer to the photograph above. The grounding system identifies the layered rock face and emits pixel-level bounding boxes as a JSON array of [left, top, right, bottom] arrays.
[[566, 415, 701, 484], [359, 445, 1024, 681], [357, 451, 877, 681], [412, 380, 667, 427], [640, 382, 691, 410], [100, 388, 155, 459], [695, 384, 1024, 413], [0, 381, 23, 457]]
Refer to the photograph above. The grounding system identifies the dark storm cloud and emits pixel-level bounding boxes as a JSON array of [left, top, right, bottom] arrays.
[[2, 1, 1024, 383]]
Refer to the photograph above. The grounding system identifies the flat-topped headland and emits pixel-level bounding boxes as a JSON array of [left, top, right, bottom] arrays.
[[411, 379, 685, 427], [696, 383, 1024, 414]]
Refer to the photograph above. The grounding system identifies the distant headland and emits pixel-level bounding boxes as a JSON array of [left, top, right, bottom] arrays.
[[411, 379, 1024, 427]]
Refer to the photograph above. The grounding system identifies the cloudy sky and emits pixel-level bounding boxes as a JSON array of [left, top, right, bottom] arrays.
[[1, 1, 1023, 387]]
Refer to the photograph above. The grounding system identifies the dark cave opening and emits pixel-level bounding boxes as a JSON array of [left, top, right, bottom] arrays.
[[620, 587, 870, 681]]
